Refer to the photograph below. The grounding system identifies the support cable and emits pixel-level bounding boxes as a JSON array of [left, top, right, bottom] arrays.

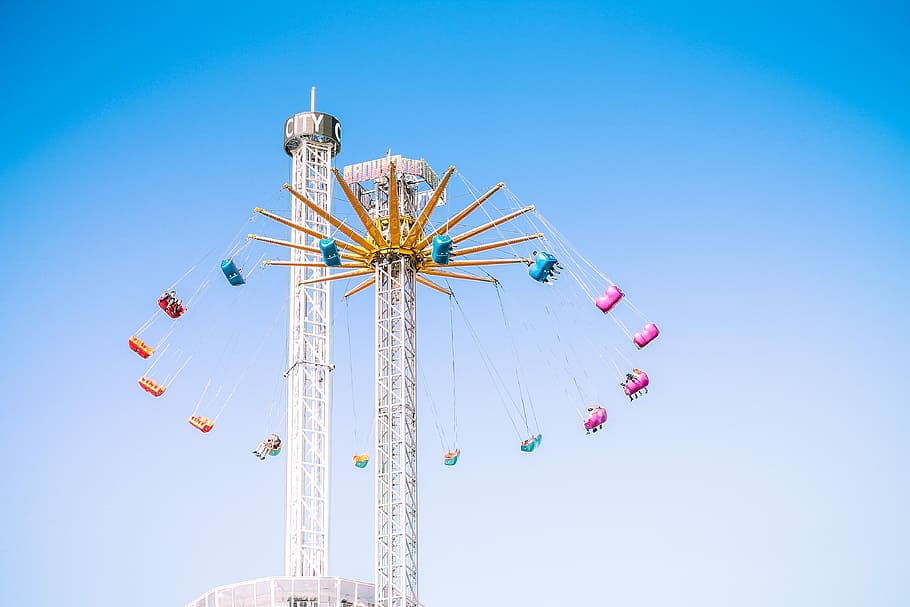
[[449, 289, 524, 439], [214, 295, 287, 421], [192, 379, 212, 417], [494, 283, 535, 434], [164, 352, 193, 386], [449, 294, 459, 448], [418, 364, 451, 452]]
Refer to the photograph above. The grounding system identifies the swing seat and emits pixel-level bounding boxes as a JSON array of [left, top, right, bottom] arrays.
[[431, 235, 453, 265], [623, 371, 649, 396], [595, 285, 623, 314], [269, 447, 282, 456], [129, 336, 154, 359], [138, 376, 166, 397], [520, 435, 541, 452], [188, 415, 214, 433], [221, 258, 246, 286], [158, 291, 186, 318], [584, 408, 607, 430], [164, 302, 186, 319], [633, 322, 659, 349], [529, 252, 558, 282], [353, 453, 369, 468], [443, 449, 460, 465], [319, 238, 342, 267]]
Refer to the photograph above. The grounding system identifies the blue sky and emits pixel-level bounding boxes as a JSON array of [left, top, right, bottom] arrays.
[[1, 2, 908, 606]]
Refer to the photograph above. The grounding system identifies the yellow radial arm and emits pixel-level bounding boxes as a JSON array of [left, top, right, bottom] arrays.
[[283, 184, 376, 252], [414, 182, 505, 251], [343, 276, 376, 298], [297, 268, 373, 286], [451, 233, 543, 257], [416, 275, 453, 296], [332, 168, 389, 248], [424, 258, 530, 268], [264, 261, 369, 269], [402, 166, 455, 248], [446, 205, 536, 247], [254, 207, 368, 255], [388, 161, 401, 247], [421, 269, 497, 283], [248, 234, 364, 261]]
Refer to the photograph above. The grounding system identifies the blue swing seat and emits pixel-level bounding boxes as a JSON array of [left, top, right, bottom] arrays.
[[221, 258, 246, 286], [319, 238, 342, 267], [431, 235, 453, 265], [443, 449, 460, 466], [529, 252, 558, 283], [520, 434, 542, 452]]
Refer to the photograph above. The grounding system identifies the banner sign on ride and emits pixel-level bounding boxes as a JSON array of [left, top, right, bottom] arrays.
[[343, 155, 440, 190]]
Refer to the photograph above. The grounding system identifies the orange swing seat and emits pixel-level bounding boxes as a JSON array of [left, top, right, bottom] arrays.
[[129, 336, 154, 359], [138, 376, 166, 397], [188, 415, 214, 433]]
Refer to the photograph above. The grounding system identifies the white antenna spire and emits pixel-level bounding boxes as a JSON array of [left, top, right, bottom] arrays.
[[311, 86, 316, 112]]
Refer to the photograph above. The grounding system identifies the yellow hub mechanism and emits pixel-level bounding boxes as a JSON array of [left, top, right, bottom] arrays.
[[249, 160, 543, 298]]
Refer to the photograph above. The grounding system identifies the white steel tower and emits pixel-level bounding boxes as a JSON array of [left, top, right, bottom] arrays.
[[371, 175, 419, 607], [279, 91, 342, 577], [323, 157, 536, 607]]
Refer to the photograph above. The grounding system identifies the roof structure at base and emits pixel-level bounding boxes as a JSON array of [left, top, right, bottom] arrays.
[[186, 576, 427, 607]]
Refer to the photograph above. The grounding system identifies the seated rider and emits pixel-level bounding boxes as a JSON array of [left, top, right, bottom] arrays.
[[253, 438, 270, 460], [622, 373, 635, 388], [169, 299, 184, 316]]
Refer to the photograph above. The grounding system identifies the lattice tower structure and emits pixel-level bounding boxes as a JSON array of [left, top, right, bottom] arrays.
[[371, 176, 420, 607], [285, 132, 337, 577]]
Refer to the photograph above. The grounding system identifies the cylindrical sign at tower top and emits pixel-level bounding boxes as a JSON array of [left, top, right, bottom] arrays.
[[284, 112, 342, 157]]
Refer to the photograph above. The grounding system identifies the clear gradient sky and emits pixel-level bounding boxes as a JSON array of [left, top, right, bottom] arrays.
[[1, 2, 908, 606]]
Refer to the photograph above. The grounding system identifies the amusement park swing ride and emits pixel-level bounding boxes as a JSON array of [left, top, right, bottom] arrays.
[[127, 91, 660, 607]]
